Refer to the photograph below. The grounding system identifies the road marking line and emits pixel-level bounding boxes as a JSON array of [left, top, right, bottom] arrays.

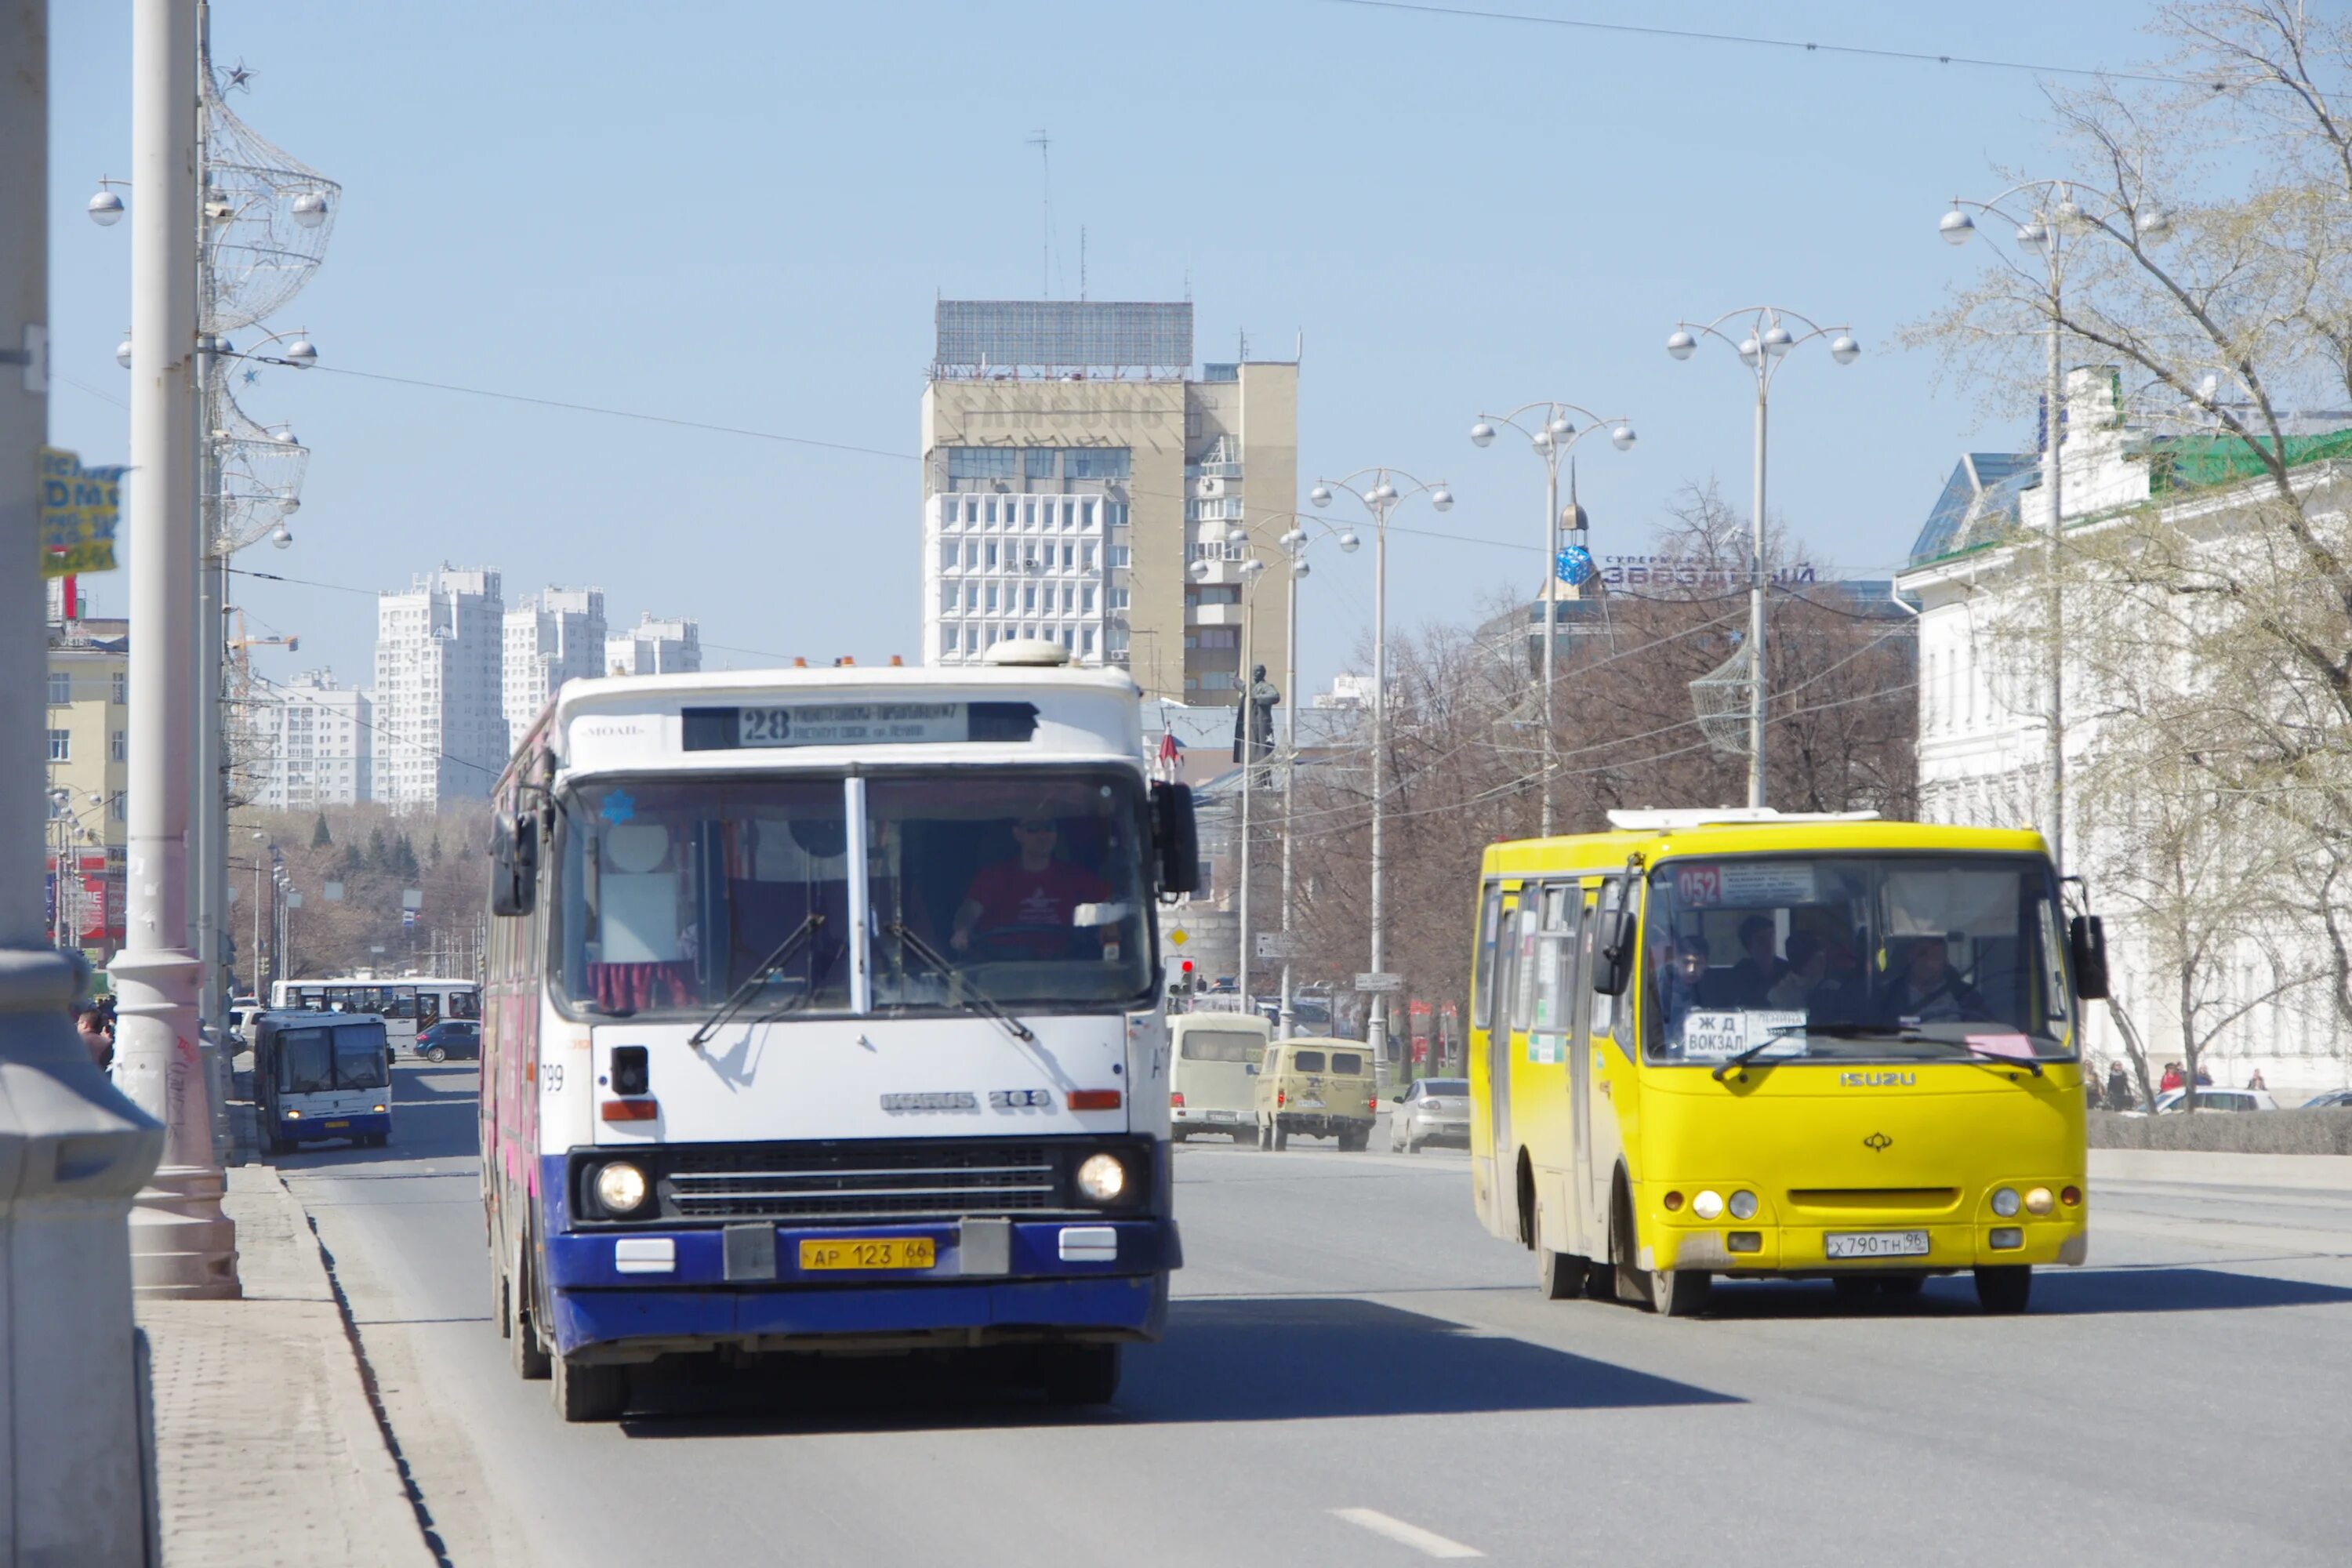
[[1331, 1508, 1485, 1559]]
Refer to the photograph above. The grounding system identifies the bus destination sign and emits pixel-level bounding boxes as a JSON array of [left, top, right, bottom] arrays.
[[682, 701, 1039, 751]]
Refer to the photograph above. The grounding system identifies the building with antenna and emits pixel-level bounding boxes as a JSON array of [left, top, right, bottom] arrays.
[[920, 299, 1298, 706]]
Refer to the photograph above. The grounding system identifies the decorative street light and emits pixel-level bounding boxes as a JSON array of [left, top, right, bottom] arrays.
[[1938, 182, 2163, 872], [1665, 305, 1860, 808], [1310, 469, 1451, 1069], [1470, 400, 1636, 837]]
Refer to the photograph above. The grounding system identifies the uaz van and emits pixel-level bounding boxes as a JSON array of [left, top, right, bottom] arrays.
[[1169, 1013, 1270, 1142], [1254, 1037, 1376, 1151]]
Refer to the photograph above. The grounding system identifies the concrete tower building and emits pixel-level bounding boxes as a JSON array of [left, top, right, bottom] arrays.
[[372, 565, 506, 807], [920, 301, 1298, 706], [604, 612, 702, 676], [251, 668, 372, 810], [505, 586, 608, 747]]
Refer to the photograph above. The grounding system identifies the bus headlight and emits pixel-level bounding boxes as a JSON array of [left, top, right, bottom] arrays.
[[1692, 1189, 1725, 1220], [1991, 1186, 2021, 1218], [1728, 1190, 1759, 1221], [1076, 1152, 1127, 1203], [595, 1160, 650, 1215], [2024, 1186, 2055, 1215]]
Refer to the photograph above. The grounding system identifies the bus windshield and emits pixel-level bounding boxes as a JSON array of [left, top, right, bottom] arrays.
[[1640, 854, 2074, 1065], [275, 1023, 390, 1093], [551, 768, 1154, 1021]]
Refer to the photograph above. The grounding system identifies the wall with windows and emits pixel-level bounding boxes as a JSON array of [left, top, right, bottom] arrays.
[[45, 619, 129, 850]]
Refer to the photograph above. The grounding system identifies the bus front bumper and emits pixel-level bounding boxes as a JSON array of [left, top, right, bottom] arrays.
[[277, 1109, 389, 1143], [542, 1216, 1180, 1361], [1650, 1218, 2088, 1274]]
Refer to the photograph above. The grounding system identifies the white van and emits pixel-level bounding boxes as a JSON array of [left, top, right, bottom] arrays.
[[1169, 1013, 1272, 1142]]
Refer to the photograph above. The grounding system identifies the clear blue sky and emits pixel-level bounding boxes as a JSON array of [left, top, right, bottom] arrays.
[[46, 0, 2172, 697]]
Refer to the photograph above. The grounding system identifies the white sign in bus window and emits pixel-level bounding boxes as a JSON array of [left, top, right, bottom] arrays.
[[601, 873, 681, 964], [1676, 1008, 1807, 1060]]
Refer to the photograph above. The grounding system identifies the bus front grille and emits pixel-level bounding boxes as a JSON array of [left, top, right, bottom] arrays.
[[662, 1143, 1065, 1223]]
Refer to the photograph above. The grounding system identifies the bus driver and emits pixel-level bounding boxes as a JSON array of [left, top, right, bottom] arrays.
[[949, 811, 1111, 960]]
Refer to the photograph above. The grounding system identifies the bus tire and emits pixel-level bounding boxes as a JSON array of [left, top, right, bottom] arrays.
[[1040, 1343, 1120, 1406], [553, 1352, 628, 1423], [1973, 1265, 2032, 1315], [509, 1247, 550, 1381], [1610, 1173, 1646, 1306], [1537, 1247, 1588, 1301], [492, 1250, 511, 1340], [1651, 1269, 1711, 1318]]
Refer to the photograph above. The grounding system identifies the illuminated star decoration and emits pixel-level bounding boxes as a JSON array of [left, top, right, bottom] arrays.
[[224, 60, 254, 93], [242, 367, 260, 386], [600, 789, 636, 825]]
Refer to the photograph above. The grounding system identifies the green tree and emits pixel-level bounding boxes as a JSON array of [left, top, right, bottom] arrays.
[[342, 843, 364, 876], [310, 813, 332, 849], [393, 833, 421, 880], [367, 826, 388, 872]]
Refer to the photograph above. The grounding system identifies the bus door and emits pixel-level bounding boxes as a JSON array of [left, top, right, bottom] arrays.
[[1486, 884, 1529, 1184], [1562, 885, 1598, 1253], [1582, 876, 1635, 1240]]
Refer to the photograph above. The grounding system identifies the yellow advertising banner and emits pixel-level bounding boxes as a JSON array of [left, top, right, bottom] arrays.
[[40, 445, 126, 577]]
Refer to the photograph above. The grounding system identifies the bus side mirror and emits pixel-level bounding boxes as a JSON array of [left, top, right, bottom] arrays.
[[1152, 782, 1200, 895], [489, 812, 538, 918], [1592, 908, 1638, 996], [2070, 915, 2109, 1000]]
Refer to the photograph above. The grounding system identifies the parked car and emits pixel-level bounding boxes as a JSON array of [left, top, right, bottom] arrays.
[[2301, 1087, 2352, 1109], [412, 1018, 481, 1064], [2153, 1087, 2278, 1114], [1388, 1077, 1471, 1153]]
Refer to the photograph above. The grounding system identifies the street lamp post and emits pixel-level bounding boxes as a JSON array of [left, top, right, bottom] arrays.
[[1196, 550, 1273, 1005], [1938, 186, 2165, 873], [1309, 470, 1452, 1072], [1667, 308, 1860, 808], [1471, 403, 1637, 837]]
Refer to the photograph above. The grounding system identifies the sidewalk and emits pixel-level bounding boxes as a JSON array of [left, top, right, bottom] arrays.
[[135, 1164, 439, 1568], [2090, 1148, 2352, 1190]]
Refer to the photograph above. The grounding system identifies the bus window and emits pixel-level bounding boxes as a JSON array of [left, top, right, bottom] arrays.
[[1534, 884, 1572, 1036], [1180, 1029, 1264, 1062], [333, 1025, 390, 1091], [416, 991, 441, 1026], [448, 989, 480, 1021], [277, 1029, 333, 1093], [1473, 884, 1504, 1031], [1593, 878, 1624, 1047], [1509, 899, 1540, 1033], [388, 987, 418, 1020]]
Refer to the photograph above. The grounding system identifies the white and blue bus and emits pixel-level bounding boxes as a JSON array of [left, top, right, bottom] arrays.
[[481, 644, 1199, 1421], [271, 976, 480, 1058], [252, 1011, 394, 1152]]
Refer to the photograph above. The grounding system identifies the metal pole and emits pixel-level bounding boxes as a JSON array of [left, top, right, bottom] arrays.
[[2042, 257, 2067, 873], [1541, 447, 1559, 837], [251, 849, 263, 998], [113, 0, 238, 1298], [1367, 503, 1388, 1069], [1236, 585, 1253, 1007], [1747, 378, 1769, 808], [2, 5, 170, 1556], [1279, 546, 1299, 1038]]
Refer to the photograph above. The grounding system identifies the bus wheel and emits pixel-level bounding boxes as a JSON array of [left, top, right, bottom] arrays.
[[1537, 1247, 1588, 1301], [1651, 1269, 1711, 1317], [509, 1251, 550, 1381], [553, 1352, 629, 1423], [1040, 1343, 1121, 1406], [492, 1251, 511, 1341], [1974, 1265, 2033, 1315]]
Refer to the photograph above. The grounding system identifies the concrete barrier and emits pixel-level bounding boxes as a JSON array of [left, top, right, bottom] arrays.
[[2090, 1148, 2352, 1190], [2087, 1106, 2352, 1155]]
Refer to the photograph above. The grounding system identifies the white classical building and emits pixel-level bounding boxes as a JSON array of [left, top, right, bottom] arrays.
[[250, 668, 372, 810], [1896, 367, 2352, 1098], [504, 586, 607, 749], [372, 566, 506, 807], [604, 612, 701, 676]]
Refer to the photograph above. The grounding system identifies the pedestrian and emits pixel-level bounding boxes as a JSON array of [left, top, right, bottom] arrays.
[[72, 998, 114, 1074], [2106, 1062, 2132, 1112], [2085, 1072, 2105, 1111], [2194, 1062, 2212, 1087], [2160, 1062, 2184, 1093], [2248, 1068, 2268, 1091]]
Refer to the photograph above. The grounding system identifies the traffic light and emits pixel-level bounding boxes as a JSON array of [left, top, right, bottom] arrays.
[[1171, 957, 1195, 1001]]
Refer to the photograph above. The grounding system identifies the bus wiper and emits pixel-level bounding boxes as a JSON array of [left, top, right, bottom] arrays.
[[1712, 1022, 1922, 1083], [688, 914, 826, 1047], [884, 919, 1036, 1044]]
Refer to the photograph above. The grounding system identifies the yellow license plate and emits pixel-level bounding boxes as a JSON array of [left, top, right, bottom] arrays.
[[799, 1237, 937, 1272], [324, 1120, 350, 1128]]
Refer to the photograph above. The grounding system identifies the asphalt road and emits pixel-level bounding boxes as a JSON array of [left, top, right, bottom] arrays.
[[276, 1062, 2352, 1567]]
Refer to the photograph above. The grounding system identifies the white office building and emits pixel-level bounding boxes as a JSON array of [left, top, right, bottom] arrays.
[[1896, 367, 2352, 1098], [505, 586, 607, 749], [252, 668, 372, 810], [605, 612, 702, 676], [372, 565, 506, 807]]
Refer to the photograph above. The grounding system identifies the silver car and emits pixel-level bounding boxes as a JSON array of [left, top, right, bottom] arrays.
[[1388, 1077, 1471, 1153]]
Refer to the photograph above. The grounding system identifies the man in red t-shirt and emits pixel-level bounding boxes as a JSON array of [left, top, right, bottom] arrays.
[[949, 815, 1109, 960]]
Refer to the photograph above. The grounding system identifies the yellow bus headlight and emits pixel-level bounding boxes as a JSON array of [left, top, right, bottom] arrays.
[[1728, 1190, 1759, 1221], [1692, 1189, 1725, 1220], [2024, 1186, 2055, 1215]]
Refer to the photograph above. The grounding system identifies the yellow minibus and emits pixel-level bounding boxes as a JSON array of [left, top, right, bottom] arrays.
[[1468, 810, 2107, 1316]]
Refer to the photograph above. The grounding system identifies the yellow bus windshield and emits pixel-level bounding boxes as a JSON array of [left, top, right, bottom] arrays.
[[1639, 852, 2074, 1065]]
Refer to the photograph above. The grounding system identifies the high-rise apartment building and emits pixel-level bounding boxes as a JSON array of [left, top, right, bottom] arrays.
[[604, 612, 702, 676], [250, 668, 372, 811], [505, 586, 608, 747], [372, 566, 506, 807], [920, 301, 1297, 705]]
